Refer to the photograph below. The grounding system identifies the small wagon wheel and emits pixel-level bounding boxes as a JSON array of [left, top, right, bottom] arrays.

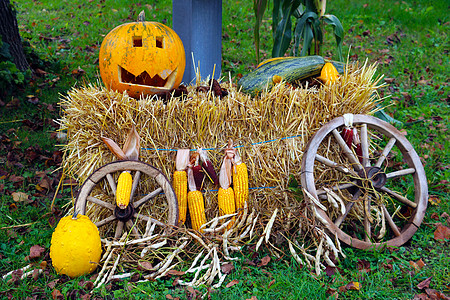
[[75, 160, 178, 240], [301, 114, 428, 249]]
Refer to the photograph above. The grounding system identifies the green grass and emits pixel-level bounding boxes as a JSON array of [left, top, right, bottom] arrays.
[[0, 0, 449, 298]]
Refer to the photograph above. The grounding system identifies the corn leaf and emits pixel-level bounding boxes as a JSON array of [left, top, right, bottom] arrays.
[[323, 14, 344, 61], [293, 11, 318, 56], [272, 0, 302, 58], [253, 0, 268, 64]]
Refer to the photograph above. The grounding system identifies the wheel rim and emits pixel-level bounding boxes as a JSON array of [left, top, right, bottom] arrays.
[[74, 160, 178, 240], [301, 114, 428, 249]]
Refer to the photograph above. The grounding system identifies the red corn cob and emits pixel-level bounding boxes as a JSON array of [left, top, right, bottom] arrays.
[[198, 148, 219, 186], [190, 152, 204, 191], [353, 128, 363, 163]]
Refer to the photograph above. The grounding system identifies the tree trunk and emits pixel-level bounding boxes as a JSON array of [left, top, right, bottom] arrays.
[[0, 0, 29, 71]]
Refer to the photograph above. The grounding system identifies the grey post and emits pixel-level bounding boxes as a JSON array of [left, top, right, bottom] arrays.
[[172, 0, 222, 84]]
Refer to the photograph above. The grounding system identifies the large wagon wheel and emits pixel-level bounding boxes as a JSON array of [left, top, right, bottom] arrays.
[[75, 160, 178, 240], [301, 114, 428, 249]]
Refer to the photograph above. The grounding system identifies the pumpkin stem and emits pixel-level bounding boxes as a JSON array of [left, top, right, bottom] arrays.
[[138, 10, 145, 22], [72, 210, 79, 219]]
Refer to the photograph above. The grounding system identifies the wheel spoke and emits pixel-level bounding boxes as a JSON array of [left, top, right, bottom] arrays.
[[134, 213, 166, 227], [332, 129, 362, 171], [129, 171, 141, 202], [375, 137, 396, 168], [360, 124, 370, 167], [106, 173, 117, 196], [386, 168, 415, 179], [379, 186, 417, 208], [114, 221, 124, 239], [315, 154, 350, 174], [134, 187, 163, 208], [95, 215, 116, 227], [126, 220, 141, 238], [381, 204, 401, 237], [87, 196, 115, 210], [334, 189, 361, 227]]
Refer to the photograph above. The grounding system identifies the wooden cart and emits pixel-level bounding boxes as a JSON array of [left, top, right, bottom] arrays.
[[74, 114, 428, 250]]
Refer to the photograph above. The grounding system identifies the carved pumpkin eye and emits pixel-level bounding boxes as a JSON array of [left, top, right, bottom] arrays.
[[99, 15, 185, 99], [133, 36, 142, 47], [156, 36, 163, 48]]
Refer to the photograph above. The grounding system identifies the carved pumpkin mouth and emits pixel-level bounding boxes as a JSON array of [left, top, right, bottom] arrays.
[[118, 66, 178, 89]]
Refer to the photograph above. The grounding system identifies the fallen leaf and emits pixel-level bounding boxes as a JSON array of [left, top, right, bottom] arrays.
[[51, 289, 63, 300], [425, 288, 450, 299], [429, 195, 441, 205], [345, 281, 361, 291], [167, 269, 185, 276], [267, 279, 275, 289], [257, 255, 270, 267], [430, 212, 440, 220], [410, 259, 426, 272], [138, 261, 153, 271], [226, 279, 239, 288], [246, 297, 258, 300], [165, 294, 174, 300], [325, 266, 337, 276], [357, 259, 371, 273], [7, 269, 23, 284], [27, 245, 45, 260], [221, 263, 235, 274], [417, 277, 432, 289], [12, 192, 32, 203], [47, 279, 58, 289], [434, 224, 450, 241]]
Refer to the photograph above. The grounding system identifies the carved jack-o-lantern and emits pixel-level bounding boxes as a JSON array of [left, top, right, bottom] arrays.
[[99, 12, 185, 98]]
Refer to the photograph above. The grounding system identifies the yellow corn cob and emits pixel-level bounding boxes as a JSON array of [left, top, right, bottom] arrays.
[[173, 170, 188, 225], [233, 163, 249, 212], [218, 187, 236, 216], [218, 187, 236, 229], [116, 171, 132, 209], [188, 190, 206, 231]]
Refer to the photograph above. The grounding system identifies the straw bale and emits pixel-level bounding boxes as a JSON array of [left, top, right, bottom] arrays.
[[60, 62, 382, 218], [58, 62, 384, 281]]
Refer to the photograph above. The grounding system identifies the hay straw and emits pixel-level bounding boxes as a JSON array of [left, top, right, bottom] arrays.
[[59, 62, 384, 284]]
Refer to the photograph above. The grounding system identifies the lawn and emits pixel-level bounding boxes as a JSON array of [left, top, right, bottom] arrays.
[[0, 0, 449, 299]]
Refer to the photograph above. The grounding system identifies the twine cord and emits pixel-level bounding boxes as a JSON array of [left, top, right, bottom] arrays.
[[141, 134, 303, 152]]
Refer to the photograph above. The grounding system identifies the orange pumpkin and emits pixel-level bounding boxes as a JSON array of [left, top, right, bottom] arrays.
[[99, 12, 185, 98]]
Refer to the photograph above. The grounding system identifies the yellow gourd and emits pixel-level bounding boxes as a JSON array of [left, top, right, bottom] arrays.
[[318, 62, 339, 84], [50, 213, 102, 277]]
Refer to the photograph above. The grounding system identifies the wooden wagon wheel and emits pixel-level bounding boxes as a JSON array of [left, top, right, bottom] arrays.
[[301, 114, 428, 249], [75, 160, 178, 240]]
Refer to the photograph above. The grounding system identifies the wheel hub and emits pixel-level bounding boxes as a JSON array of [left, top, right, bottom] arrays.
[[114, 204, 135, 222], [357, 166, 387, 189]]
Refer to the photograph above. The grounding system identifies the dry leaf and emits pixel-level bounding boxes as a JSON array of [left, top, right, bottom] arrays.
[[221, 263, 235, 274], [267, 279, 275, 289], [429, 195, 441, 206], [12, 192, 31, 203], [246, 297, 258, 300], [167, 269, 185, 276], [342, 281, 361, 291], [138, 261, 153, 271], [417, 277, 432, 290], [257, 255, 270, 267], [27, 245, 45, 260], [434, 224, 450, 241], [51, 289, 63, 300], [226, 279, 239, 288]]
